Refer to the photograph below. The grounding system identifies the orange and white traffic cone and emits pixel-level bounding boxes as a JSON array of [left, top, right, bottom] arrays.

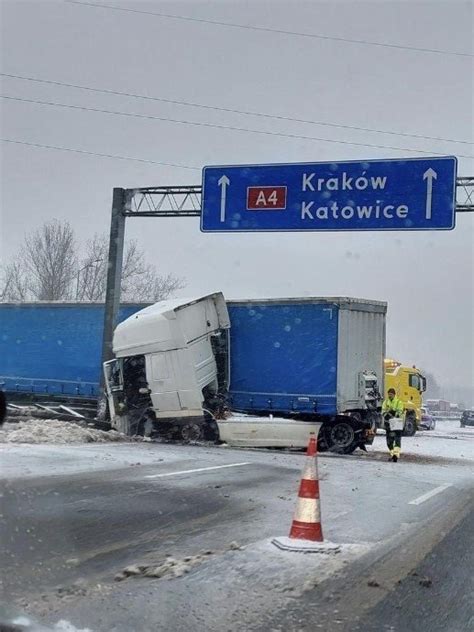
[[272, 431, 340, 553], [288, 433, 323, 542]]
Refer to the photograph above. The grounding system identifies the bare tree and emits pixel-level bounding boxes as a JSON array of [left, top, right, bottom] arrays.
[[0, 259, 29, 301], [78, 235, 185, 302], [123, 268, 185, 302], [21, 220, 77, 300], [75, 235, 108, 301], [0, 224, 184, 303]]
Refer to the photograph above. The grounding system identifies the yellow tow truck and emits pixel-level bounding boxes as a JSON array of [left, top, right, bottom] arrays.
[[384, 359, 427, 436]]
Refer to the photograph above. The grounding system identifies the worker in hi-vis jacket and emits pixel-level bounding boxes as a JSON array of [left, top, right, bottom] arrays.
[[382, 388, 404, 462]]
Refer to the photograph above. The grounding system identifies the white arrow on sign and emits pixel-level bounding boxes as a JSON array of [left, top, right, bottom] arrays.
[[218, 175, 230, 222], [423, 168, 437, 220]]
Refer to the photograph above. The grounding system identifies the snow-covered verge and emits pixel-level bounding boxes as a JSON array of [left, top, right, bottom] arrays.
[[0, 418, 131, 444]]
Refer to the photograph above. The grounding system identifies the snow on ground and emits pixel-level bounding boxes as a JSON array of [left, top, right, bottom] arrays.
[[36, 538, 372, 632], [20, 619, 92, 632], [0, 439, 195, 480], [1, 416, 471, 483], [0, 418, 131, 444], [0, 602, 93, 632], [2, 421, 471, 631], [372, 418, 473, 461], [114, 542, 244, 582]]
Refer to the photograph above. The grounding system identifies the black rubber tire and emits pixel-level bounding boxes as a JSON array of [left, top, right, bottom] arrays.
[[325, 420, 358, 454], [403, 415, 417, 437], [180, 422, 203, 443], [338, 442, 358, 455]]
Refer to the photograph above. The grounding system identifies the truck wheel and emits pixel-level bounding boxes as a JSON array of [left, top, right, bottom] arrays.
[[325, 420, 358, 454], [180, 422, 203, 442], [403, 414, 417, 437]]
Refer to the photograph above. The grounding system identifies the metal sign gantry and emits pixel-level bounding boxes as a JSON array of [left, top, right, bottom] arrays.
[[101, 176, 474, 370]]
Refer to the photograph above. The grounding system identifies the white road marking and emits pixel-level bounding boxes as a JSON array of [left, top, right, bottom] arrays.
[[144, 462, 251, 479], [408, 484, 451, 506]]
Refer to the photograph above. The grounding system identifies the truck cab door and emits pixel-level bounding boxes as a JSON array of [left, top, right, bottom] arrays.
[[103, 359, 124, 419]]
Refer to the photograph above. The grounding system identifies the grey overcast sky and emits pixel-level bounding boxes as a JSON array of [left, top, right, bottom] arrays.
[[1, 0, 473, 390]]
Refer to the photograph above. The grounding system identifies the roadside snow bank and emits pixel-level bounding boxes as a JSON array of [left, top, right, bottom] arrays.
[[0, 418, 129, 444]]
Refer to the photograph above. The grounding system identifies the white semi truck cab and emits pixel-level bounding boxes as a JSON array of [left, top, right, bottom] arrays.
[[104, 293, 230, 439]]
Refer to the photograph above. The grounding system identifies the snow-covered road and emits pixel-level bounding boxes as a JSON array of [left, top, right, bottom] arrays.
[[1, 418, 472, 632]]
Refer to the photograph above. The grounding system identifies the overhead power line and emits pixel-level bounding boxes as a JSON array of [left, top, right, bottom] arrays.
[[64, 0, 474, 58], [3, 94, 472, 158], [3, 138, 473, 179], [1, 72, 471, 146], [0, 138, 200, 169]]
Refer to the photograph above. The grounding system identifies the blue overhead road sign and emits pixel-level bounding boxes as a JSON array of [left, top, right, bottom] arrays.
[[201, 157, 457, 232]]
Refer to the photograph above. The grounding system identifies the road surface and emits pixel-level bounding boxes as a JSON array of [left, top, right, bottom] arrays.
[[0, 420, 472, 631]]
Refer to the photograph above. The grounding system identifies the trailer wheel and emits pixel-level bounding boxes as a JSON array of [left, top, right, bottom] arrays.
[[403, 413, 417, 437], [325, 420, 358, 454]]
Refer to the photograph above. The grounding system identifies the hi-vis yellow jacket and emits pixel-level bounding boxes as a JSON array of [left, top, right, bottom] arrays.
[[382, 396, 404, 418]]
